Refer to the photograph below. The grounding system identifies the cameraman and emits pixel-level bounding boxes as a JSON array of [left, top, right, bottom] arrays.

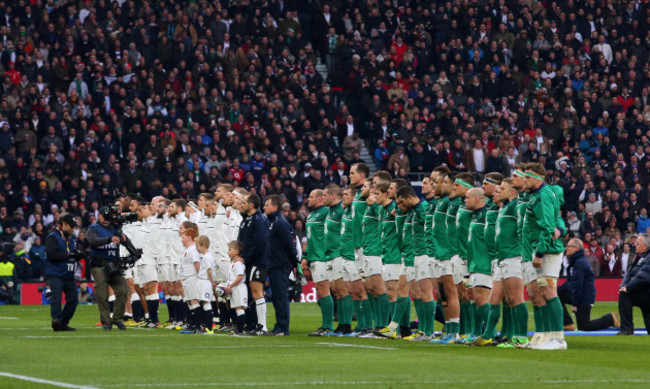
[[44, 214, 83, 331], [87, 207, 128, 331]]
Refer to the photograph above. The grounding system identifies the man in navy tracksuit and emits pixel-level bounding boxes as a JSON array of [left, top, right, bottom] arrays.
[[238, 193, 270, 335], [44, 214, 83, 331], [264, 195, 298, 336], [618, 234, 650, 335], [559, 238, 618, 331]]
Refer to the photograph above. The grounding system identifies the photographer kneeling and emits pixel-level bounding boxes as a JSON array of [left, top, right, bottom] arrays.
[[44, 214, 83, 331], [88, 207, 128, 331]]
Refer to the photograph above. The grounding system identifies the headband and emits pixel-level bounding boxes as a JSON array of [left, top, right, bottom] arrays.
[[525, 171, 545, 181], [483, 177, 499, 186], [514, 170, 526, 178], [455, 178, 473, 189]]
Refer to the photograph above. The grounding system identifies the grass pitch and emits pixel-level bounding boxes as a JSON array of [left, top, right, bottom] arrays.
[[1, 302, 649, 389]]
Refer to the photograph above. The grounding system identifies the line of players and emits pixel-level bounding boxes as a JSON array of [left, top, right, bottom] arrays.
[[114, 185, 258, 334], [304, 162, 568, 350]]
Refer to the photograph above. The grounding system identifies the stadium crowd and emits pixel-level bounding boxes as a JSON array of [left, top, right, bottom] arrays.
[[2, 0, 650, 298]]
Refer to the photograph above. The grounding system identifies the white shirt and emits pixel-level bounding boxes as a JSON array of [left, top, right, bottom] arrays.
[[227, 260, 246, 285], [179, 244, 200, 279], [199, 252, 214, 280], [472, 148, 484, 172], [621, 252, 630, 276]]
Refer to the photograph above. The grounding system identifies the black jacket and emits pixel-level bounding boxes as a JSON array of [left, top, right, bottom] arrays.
[[267, 211, 298, 269], [558, 250, 596, 306], [621, 249, 650, 294], [237, 210, 269, 268]]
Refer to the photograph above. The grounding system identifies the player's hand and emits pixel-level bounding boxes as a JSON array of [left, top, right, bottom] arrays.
[[111, 236, 121, 245], [301, 259, 308, 272], [571, 306, 578, 313], [532, 257, 543, 268], [225, 285, 232, 295], [212, 281, 218, 290], [553, 228, 561, 239]]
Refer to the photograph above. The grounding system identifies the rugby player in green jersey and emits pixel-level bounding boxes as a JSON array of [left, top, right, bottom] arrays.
[[323, 184, 355, 336], [464, 187, 492, 345], [339, 187, 372, 336], [349, 163, 369, 274], [523, 163, 567, 350], [377, 179, 415, 339], [451, 172, 476, 342], [430, 172, 462, 343], [303, 189, 335, 336]]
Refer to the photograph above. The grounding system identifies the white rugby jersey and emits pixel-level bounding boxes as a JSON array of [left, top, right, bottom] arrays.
[[179, 244, 200, 278]]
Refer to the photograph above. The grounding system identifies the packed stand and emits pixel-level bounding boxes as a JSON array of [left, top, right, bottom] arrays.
[[0, 0, 648, 291]]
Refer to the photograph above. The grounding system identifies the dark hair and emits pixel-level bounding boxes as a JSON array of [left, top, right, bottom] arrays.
[[247, 193, 261, 210], [266, 194, 282, 208], [353, 163, 370, 178], [396, 185, 416, 199]]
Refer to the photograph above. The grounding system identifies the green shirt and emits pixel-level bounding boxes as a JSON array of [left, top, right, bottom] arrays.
[[517, 192, 532, 262], [340, 205, 355, 261], [454, 197, 471, 259], [306, 205, 328, 262], [433, 196, 452, 260], [524, 184, 565, 257], [411, 199, 428, 256], [352, 187, 367, 248], [424, 197, 438, 258], [362, 202, 381, 256], [468, 206, 491, 275], [379, 201, 401, 265], [401, 208, 415, 267], [496, 198, 521, 261], [324, 203, 343, 261], [395, 208, 406, 253], [485, 198, 499, 261]]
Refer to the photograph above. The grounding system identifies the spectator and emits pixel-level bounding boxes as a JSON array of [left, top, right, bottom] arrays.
[[617, 234, 650, 335]]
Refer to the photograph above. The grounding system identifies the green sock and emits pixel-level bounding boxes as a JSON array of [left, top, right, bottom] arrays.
[[449, 320, 460, 334], [389, 301, 396, 323], [472, 302, 484, 336], [319, 296, 334, 330], [506, 305, 516, 339], [514, 303, 529, 337], [459, 302, 467, 334], [481, 303, 500, 339], [414, 298, 424, 331], [547, 297, 564, 332], [362, 298, 373, 330], [533, 305, 544, 332], [353, 299, 364, 330], [369, 296, 378, 328], [400, 299, 412, 328], [377, 293, 390, 327], [339, 295, 354, 325], [500, 304, 510, 338], [541, 304, 552, 333], [392, 297, 410, 328], [336, 298, 344, 327], [423, 300, 436, 336], [466, 302, 476, 335]]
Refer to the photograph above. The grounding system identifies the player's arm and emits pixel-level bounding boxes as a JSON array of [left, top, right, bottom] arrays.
[[226, 273, 244, 294], [533, 192, 556, 258]]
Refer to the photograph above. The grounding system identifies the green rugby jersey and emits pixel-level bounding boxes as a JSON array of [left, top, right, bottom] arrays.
[[411, 199, 428, 256], [395, 207, 406, 252], [451, 197, 468, 258], [379, 201, 401, 265], [484, 198, 499, 261], [433, 196, 452, 260], [352, 187, 367, 248], [340, 206, 355, 261], [468, 206, 491, 275], [401, 208, 415, 267], [524, 184, 565, 256], [495, 198, 521, 261], [324, 203, 343, 261], [362, 202, 381, 256], [516, 192, 532, 262], [424, 197, 438, 258], [306, 205, 329, 262]]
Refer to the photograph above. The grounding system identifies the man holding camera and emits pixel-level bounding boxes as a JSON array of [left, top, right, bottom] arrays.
[[44, 214, 83, 331], [87, 207, 128, 331]]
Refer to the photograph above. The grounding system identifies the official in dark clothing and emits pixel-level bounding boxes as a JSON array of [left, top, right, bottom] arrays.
[[618, 234, 650, 335], [264, 195, 298, 336], [558, 238, 618, 331], [44, 214, 83, 331], [237, 194, 270, 335], [87, 207, 128, 331]]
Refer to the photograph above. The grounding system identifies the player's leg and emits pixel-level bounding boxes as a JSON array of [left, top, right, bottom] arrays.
[[536, 253, 566, 349], [377, 272, 411, 339], [366, 256, 388, 329], [248, 265, 268, 333], [473, 273, 502, 346], [309, 261, 334, 335]]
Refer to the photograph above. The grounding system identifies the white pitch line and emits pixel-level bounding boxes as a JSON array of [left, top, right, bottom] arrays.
[[0, 316, 18, 319], [115, 345, 300, 350], [0, 372, 100, 389], [316, 342, 396, 350]]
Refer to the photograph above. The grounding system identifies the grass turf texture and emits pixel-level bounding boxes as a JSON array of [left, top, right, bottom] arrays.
[[1, 302, 649, 389]]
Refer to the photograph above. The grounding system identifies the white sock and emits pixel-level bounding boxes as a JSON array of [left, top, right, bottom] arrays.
[[255, 298, 267, 331]]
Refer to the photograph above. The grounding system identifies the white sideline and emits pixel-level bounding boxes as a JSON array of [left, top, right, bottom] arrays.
[[316, 342, 396, 350], [0, 372, 100, 389], [0, 316, 18, 319]]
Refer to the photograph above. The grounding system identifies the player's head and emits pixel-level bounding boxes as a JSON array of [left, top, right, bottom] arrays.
[[308, 189, 324, 209], [228, 240, 244, 258], [389, 178, 408, 200], [323, 184, 341, 206], [350, 163, 369, 186], [452, 172, 474, 197], [232, 188, 249, 212], [375, 181, 390, 204], [342, 186, 357, 207], [431, 166, 451, 181], [198, 192, 215, 210], [395, 185, 417, 212], [361, 178, 372, 198], [169, 199, 187, 217], [497, 178, 517, 202], [372, 170, 392, 188], [465, 187, 486, 210], [195, 235, 210, 253], [524, 162, 546, 190], [511, 164, 526, 191], [421, 176, 432, 196], [216, 183, 234, 204], [482, 172, 503, 196]]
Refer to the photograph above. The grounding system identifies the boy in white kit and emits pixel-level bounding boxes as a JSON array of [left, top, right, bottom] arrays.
[[178, 228, 202, 334], [195, 235, 216, 333], [225, 240, 248, 335]]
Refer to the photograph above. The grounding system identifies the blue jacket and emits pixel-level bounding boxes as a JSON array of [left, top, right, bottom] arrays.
[[621, 249, 650, 293], [558, 250, 596, 306], [267, 211, 298, 269], [237, 210, 270, 268], [637, 215, 650, 234], [44, 230, 77, 279]]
